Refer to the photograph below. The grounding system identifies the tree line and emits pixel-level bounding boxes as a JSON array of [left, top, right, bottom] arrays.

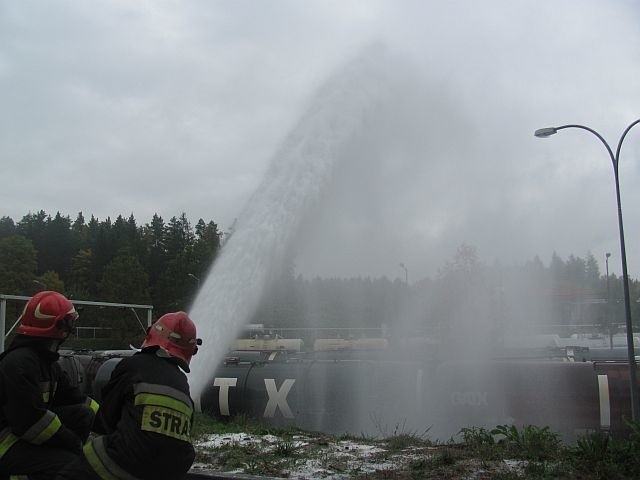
[[0, 211, 220, 338], [254, 244, 640, 345], [1, 211, 638, 346]]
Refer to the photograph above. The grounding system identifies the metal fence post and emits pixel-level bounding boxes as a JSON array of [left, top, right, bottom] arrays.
[[0, 298, 6, 354]]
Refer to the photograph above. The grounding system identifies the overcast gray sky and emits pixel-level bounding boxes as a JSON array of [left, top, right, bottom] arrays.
[[2, 0, 640, 281]]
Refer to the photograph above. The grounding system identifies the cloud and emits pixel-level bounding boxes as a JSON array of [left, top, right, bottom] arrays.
[[1, 0, 639, 279]]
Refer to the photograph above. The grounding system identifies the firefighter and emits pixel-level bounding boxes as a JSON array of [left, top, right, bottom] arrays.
[[56, 311, 202, 480], [0, 291, 99, 479]]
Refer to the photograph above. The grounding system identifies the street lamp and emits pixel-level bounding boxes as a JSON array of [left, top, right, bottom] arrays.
[[187, 273, 200, 289], [399, 263, 408, 285], [605, 252, 612, 349], [535, 120, 640, 421]]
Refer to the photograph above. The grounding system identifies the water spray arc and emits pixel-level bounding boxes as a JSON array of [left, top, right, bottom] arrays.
[[535, 120, 640, 421], [188, 46, 398, 401]]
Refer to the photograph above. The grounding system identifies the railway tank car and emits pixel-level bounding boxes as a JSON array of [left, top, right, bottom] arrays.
[[67, 348, 639, 441], [199, 356, 636, 440]]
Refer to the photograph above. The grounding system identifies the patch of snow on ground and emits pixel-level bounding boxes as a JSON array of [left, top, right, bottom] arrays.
[[192, 434, 531, 479], [194, 434, 405, 479], [196, 432, 256, 449]]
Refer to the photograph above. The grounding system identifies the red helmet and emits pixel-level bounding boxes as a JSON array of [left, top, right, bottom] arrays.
[[17, 291, 79, 339], [141, 312, 202, 372]]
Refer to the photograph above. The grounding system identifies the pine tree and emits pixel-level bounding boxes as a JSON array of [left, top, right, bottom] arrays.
[[0, 236, 38, 295], [0, 217, 16, 239]]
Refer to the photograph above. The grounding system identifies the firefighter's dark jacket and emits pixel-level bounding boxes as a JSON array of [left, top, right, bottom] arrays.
[[85, 349, 195, 480], [0, 335, 98, 457]]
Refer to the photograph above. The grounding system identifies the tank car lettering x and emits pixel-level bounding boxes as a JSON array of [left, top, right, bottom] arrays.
[[213, 377, 238, 416], [264, 379, 295, 418]]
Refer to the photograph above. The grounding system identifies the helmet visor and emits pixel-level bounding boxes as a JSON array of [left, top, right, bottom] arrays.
[[57, 311, 79, 336]]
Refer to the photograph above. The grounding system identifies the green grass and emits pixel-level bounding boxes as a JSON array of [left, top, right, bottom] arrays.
[[191, 412, 227, 439], [192, 412, 312, 439], [569, 419, 640, 480], [491, 424, 562, 461], [385, 432, 432, 451]]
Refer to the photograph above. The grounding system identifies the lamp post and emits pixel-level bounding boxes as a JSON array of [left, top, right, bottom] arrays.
[[187, 273, 200, 289], [399, 263, 408, 286], [535, 120, 640, 421], [606, 252, 612, 349]]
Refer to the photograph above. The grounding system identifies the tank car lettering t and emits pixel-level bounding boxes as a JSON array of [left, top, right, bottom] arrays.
[[213, 377, 237, 416]]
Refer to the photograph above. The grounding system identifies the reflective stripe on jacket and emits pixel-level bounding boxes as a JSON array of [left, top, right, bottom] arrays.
[[20, 410, 62, 444], [84, 436, 142, 480], [0, 427, 18, 459], [85, 397, 100, 414]]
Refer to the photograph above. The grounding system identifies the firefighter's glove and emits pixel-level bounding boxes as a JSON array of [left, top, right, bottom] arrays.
[[48, 426, 83, 454]]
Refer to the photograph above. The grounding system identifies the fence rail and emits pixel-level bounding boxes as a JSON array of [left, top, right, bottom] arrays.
[[1, 294, 153, 353]]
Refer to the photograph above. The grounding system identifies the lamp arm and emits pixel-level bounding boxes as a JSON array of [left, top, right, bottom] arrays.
[[555, 124, 616, 167], [615, 119, 640, 167]]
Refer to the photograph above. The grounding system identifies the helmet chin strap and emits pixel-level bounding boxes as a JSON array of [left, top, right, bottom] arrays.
[[46, 338, 63, 352], [154, 347, 171, 358], [152, 346, 190, 372]]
